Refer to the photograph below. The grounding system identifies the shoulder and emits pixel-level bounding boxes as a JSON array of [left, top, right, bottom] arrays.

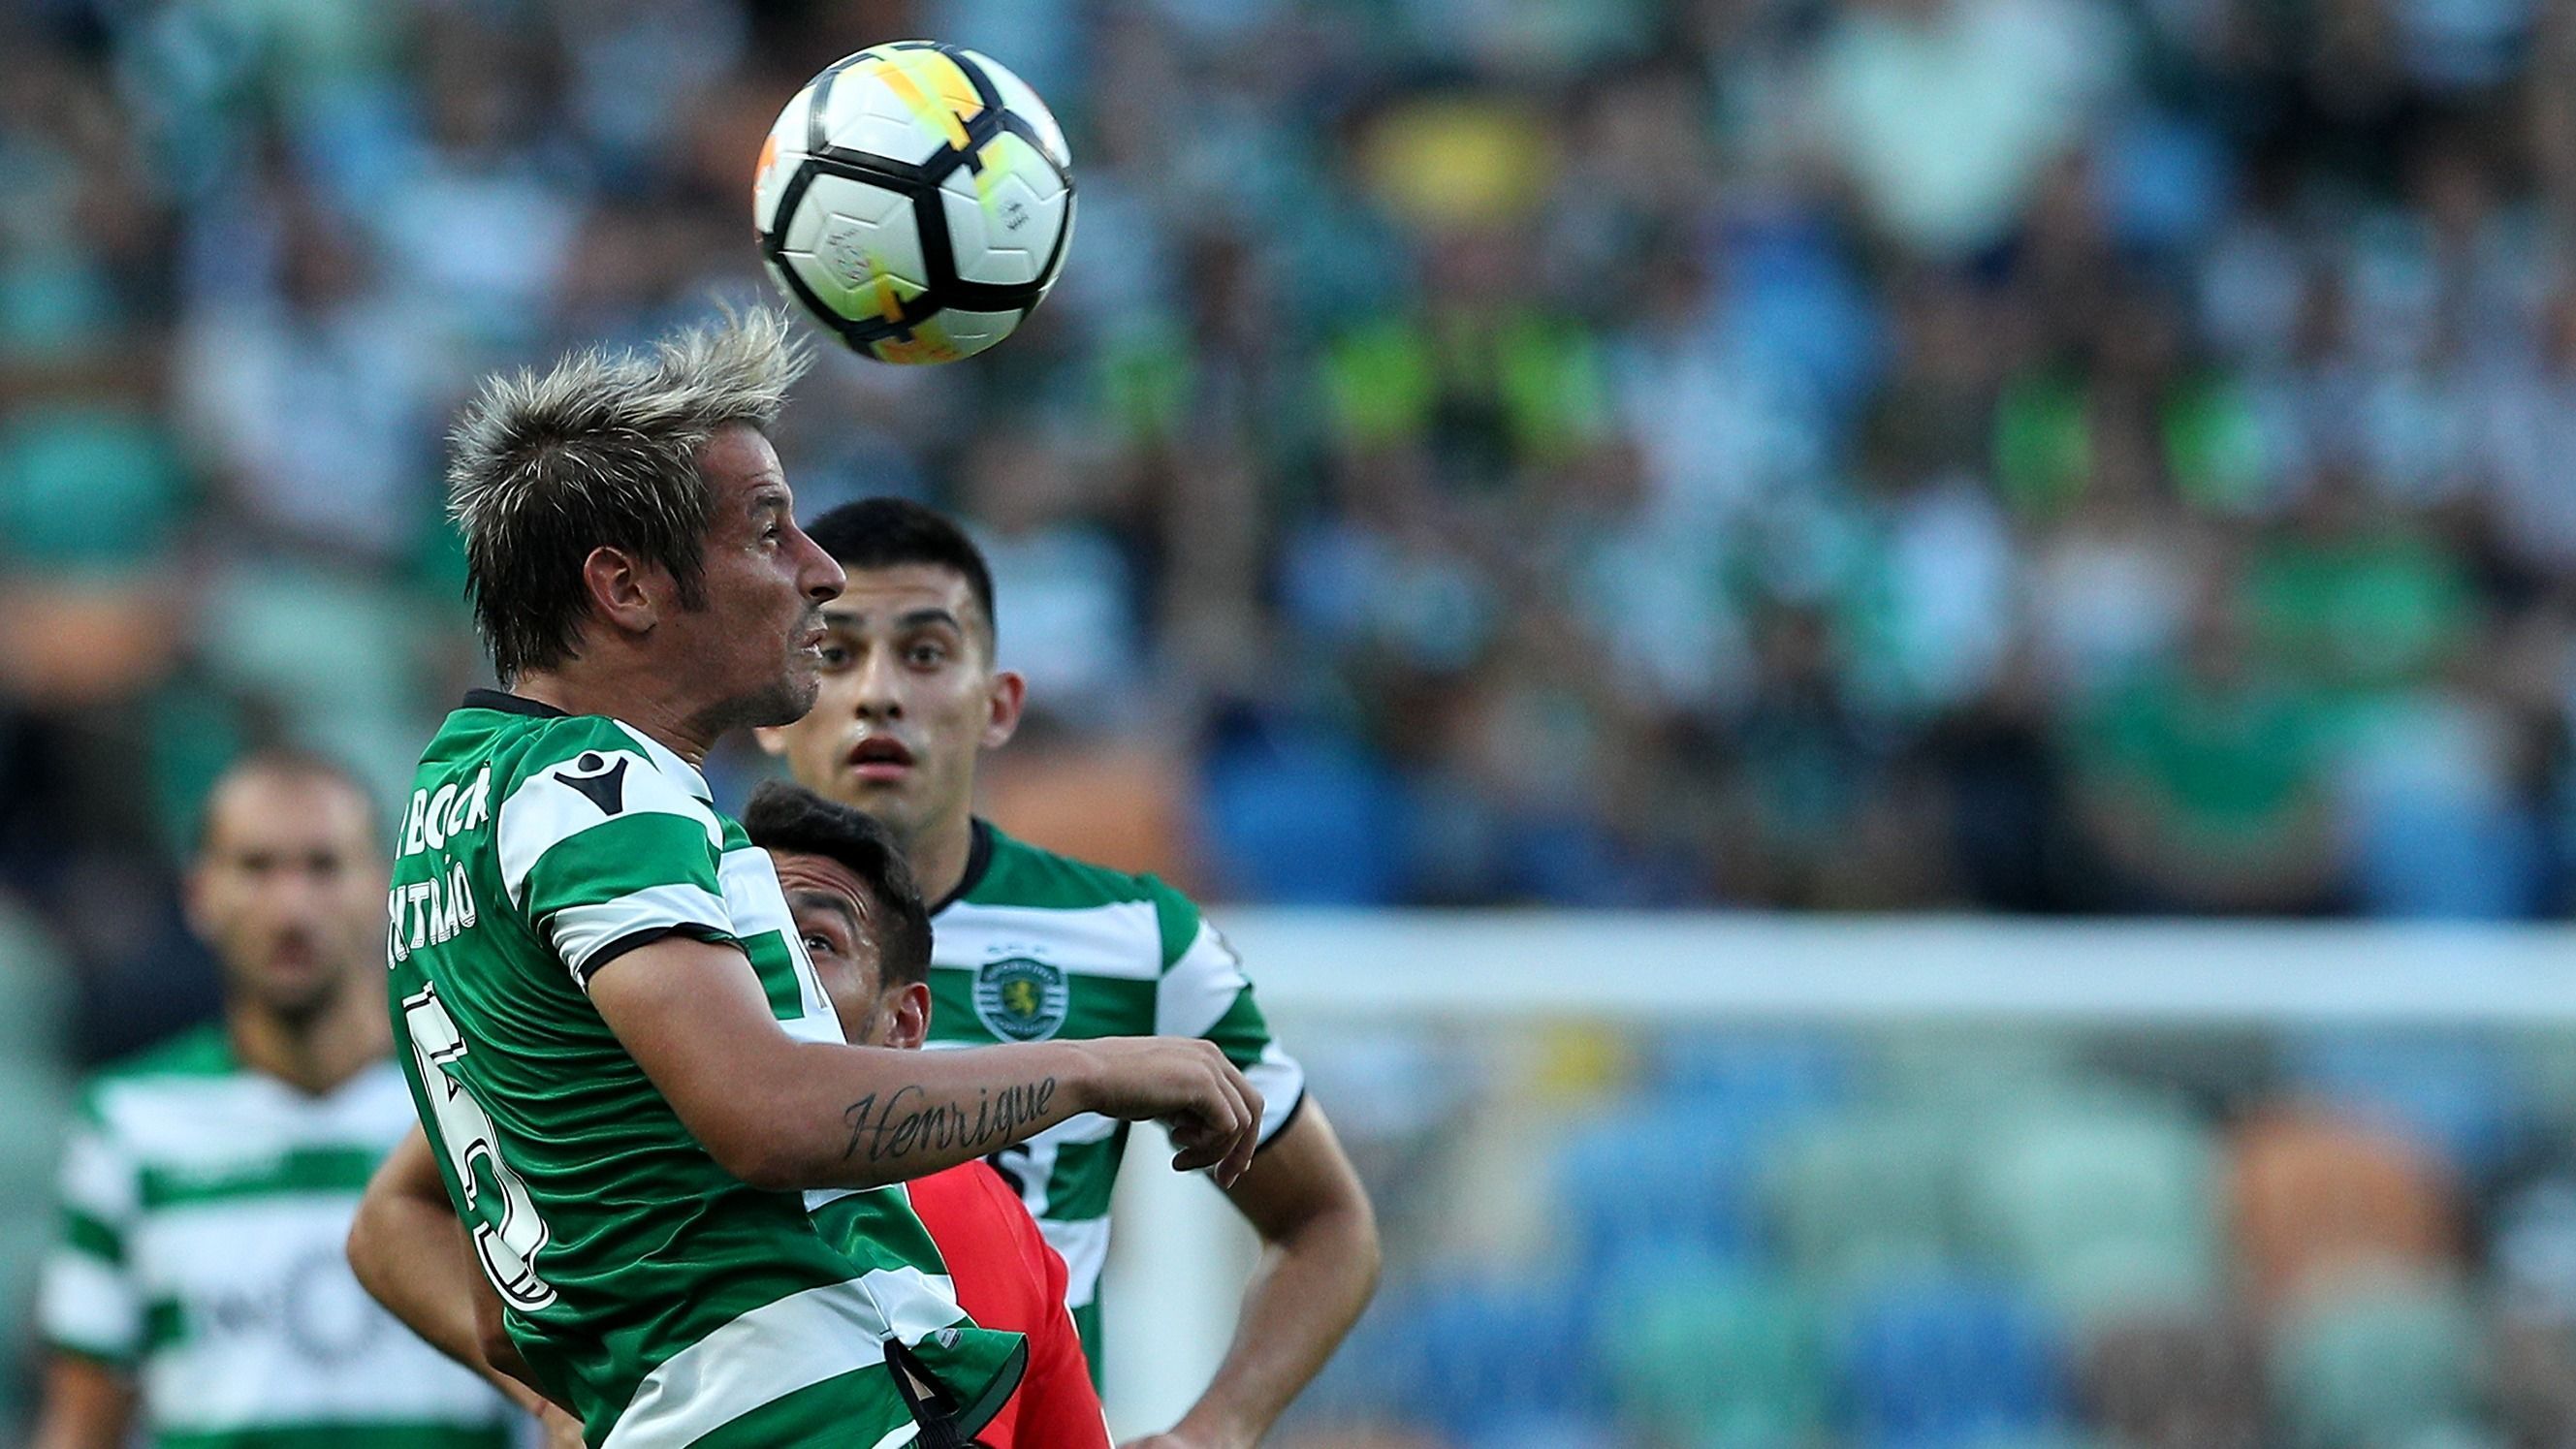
[[492, 717, 724, 885], [494, 714, 687, 797], [78, 1024, 237, 1130], [86, 1024, 234, 1089], [967, 827, 1203, 968]]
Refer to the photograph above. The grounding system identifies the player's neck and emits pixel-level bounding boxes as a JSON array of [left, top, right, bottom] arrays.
[[507, 670, 716, 767], [905, 811, 979, 909], [230, 990, 389, 1097]]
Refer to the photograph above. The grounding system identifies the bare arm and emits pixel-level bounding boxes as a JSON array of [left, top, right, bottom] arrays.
[[346, 1127, 552, 1412], [1131, 1102, 1381, 1449], [27, 1356, 135, 1449], [588, 935, 1262, 1191]]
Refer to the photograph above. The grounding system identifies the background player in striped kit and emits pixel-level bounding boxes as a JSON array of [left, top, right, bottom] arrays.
[[31, 751, 515, 1449], [756, 498, 1381, 1449]]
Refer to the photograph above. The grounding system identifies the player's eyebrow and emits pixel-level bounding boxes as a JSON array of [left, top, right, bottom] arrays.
[[786, 888, 862, 939], [814, 606, 965, 633]]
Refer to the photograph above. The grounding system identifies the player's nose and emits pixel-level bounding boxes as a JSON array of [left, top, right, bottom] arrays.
[[790, 523, 844, 602]]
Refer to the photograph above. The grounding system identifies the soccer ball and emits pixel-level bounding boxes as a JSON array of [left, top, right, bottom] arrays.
[[754, 42, 1074, 364]]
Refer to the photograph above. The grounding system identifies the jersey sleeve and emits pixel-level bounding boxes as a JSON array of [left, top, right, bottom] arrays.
[[1147, 878, 1306, 1148], [38, 1094, 143, 1367], [493, 734, 739, 988]]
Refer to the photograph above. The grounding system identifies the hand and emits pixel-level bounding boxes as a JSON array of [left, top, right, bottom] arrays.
[[536, 1402, 585, 1449], [1071, 1038, 1263, 1187]]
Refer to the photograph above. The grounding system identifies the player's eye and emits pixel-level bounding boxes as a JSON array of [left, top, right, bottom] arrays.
[[906, 642, 947, 666], [816, 642, 849, 668], [801, 932, 835, 957]]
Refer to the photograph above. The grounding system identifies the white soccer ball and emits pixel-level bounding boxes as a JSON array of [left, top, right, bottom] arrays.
[[753, 42, 1074, 364]]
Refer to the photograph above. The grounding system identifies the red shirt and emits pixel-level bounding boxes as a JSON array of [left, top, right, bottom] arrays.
[[910, 1161, 1110, 1449]]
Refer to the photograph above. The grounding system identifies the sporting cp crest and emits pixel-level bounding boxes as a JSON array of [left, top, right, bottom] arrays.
[[972, 956, 1069, 1042]]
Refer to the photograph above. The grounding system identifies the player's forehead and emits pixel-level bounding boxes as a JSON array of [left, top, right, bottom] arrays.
[[768, 849, 871, 922], [204, 773, 372, 858], [816, 563, 982, 634], [699, 425, 788, 513]]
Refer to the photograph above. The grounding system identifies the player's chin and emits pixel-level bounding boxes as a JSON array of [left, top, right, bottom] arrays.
[[741, 672, 822, 731]]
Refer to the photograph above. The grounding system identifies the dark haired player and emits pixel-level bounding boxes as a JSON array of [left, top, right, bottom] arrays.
[[757, 498, 1380, 1449]]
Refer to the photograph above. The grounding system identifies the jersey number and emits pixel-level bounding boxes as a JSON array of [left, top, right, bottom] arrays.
[[402, 984, 558, 1311]]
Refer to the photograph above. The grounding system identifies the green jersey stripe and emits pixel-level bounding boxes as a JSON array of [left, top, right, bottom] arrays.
[[157, 1425, 510, 1449], [1040, 1132, 1127, 1222], [137, 1146, 379, 1210], [522, 813, 726, 914], [61, 1208, 121, 1263], [142, 1296, 185, 1353], [1200, 993, 1274, 1070]]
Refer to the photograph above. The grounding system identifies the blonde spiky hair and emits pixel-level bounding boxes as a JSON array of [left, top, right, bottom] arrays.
[[446, 307, 813, 680]]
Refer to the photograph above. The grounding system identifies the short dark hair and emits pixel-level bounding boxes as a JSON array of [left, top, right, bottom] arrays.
[[741, 781, 932, 987], [804, 498, 998, 646], [196, 748, 382, 856], [447, 309, 811, 681]]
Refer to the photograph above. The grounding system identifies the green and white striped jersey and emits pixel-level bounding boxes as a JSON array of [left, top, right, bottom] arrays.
[[925, 822, 1307, 1361], [389, 691, 1021, 1449], [39, 1025, 513, 1449]]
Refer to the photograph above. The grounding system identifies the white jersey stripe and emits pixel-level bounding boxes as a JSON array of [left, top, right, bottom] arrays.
[[1244, 1042, 1305, 1142], [1156, 920, 1250, 1039], [602, 1278, 906, 1449], [495, 750, 723, 904], [38, 1250, 140, 1357], [58, 1131, 136, 1222], [549, 884, 734, 983], [934, 900, 1166, 981]]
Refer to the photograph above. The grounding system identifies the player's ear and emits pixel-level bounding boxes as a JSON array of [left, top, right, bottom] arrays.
[[751, 725, 790, 758], [982, 669, 1026, 750], [179, 860, 216, 941], [582, 546, 659, 636], [884, 982, 932, 1050]]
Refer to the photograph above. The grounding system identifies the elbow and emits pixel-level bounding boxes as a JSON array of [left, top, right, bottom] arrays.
[[708, 1134, 806, 1192], [1346, 1201, 1384, 1299], [344, 1202, 390, 1305], [1286, 1187, 1382, 1298], [699, 1117, 848, 1193], [1324, 1174, 1383, 1301]]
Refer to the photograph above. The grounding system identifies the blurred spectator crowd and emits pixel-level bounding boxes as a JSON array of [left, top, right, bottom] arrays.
[[1284, 1023, 2576, 1449], [6, 0, 2576, 1051]]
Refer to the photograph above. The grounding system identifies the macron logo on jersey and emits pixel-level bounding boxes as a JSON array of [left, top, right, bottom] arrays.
[[552, 753, 630, 817]]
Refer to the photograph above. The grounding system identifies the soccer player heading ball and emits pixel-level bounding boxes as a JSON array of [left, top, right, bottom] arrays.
[[378, 308, 1261, 1447]]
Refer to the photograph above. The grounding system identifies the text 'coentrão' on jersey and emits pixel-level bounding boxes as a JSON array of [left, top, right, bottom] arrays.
[[387, 766, 493, 964]]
